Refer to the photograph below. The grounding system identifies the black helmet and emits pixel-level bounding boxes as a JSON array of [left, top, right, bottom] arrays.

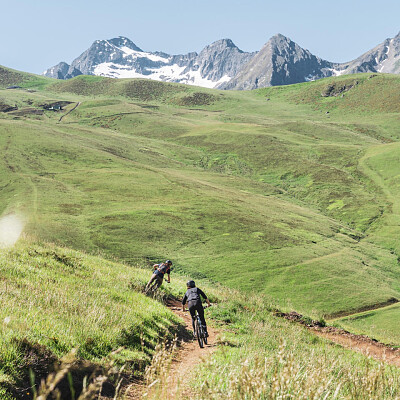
[[166, 260, 173, 265], [187, 280, 195, 288]]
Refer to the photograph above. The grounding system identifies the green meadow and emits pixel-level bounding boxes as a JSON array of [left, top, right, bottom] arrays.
[[1, 66, 400, 397], [2, 71, 400, 315], [336, 302, 400, 346]]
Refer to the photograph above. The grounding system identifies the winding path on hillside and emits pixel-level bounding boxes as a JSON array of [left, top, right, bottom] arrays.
[[58, 102, 81, 122], [313, 326, 400, 368], [125, 299, 220, 399]]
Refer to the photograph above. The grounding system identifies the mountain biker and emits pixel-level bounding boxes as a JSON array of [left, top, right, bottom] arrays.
[[182, 280, 211, 337], [145, 260, 172, 291]]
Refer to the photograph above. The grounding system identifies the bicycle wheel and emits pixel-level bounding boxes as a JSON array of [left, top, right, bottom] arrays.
[[203, 329, 208, 345], [145, 284, 155, 296], [195, 316, 203, 348]]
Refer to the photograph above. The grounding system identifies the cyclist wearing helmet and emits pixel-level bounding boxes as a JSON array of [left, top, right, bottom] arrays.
[[182, 280, 211, 337], [145, 260, 173, 291]]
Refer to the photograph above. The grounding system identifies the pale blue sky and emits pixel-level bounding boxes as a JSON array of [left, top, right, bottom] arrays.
[[3, 0, 400, 74]]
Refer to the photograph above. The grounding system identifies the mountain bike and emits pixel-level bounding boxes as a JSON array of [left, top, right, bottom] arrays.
[[193, 307, 208, 348], [144, 281, 160, 295], [144, 276, 164, 295]]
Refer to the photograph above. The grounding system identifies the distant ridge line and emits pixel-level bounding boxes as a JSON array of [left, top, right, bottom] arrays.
[[43, 31, 400, 90]]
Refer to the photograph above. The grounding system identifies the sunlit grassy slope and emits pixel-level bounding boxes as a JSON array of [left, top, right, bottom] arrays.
[[336, 302, 400, 346], [190, 293, 400, 400], [0, 242, 179, 398], [1, 69, 400, 323]]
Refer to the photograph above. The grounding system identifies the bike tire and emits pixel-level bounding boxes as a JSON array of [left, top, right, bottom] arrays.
[[195, 318, 203, 348], [145, 285, 155, 296], [203, 332, 208, 345]]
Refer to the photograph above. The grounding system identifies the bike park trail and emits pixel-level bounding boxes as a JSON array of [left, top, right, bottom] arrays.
[[125, 299, 220, 399]]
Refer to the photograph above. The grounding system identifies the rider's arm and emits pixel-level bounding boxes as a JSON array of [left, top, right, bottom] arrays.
[[197, 288, 211, 306], [182, 294, 187, 311], [167, 272, 170, 283]]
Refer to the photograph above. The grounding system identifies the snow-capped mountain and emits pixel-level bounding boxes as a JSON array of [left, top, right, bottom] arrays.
[[44, 36, 255, 89], [44, 32, 400, 90]]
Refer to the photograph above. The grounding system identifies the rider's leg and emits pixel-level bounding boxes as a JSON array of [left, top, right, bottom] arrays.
[[146, 273, 158, 289], [196, 304, 208, 336], [188, 305, 197, 335], [150, 276, 163, 291], [155, 276, 163, 288]]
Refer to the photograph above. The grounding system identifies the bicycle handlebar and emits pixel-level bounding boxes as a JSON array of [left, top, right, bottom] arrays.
[[183, 303, 211, 311]]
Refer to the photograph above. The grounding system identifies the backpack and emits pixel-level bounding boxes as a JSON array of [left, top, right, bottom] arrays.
[[186, 287, 201, 303]]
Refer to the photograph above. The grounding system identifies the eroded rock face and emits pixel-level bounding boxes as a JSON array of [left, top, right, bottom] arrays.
[[339, 31, 400, 75], [43, 62, 70, 79], [191, 39, 256, 84], [221, 34, 335, 90], [320, 80, 359, 97], [43, 32, 400, 90]]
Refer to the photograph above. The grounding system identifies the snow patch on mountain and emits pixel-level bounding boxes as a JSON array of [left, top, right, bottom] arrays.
[[93, 61, 231, 88], [119, 46, 170, 63], [331, 68, 346, 76]]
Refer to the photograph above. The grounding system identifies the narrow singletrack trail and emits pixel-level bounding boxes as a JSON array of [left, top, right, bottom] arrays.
[[278, 312, 400, 368], [125, 299, 219, 400], [312, 326, 400, 367], [58, 102, 81, 122]]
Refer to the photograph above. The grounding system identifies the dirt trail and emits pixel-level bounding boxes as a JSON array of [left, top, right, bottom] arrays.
[[58, 102, 81, 122], [277, 311, 400, 368], [125, 299, 219, 399], [313, 326, 400, 367]]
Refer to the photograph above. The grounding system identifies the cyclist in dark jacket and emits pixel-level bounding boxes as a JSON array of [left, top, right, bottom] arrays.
[[145, 260, 172, 291], [182, 280, 211, 337]]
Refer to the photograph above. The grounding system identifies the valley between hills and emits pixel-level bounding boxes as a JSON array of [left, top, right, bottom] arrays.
[[1, 66, 400, 398]]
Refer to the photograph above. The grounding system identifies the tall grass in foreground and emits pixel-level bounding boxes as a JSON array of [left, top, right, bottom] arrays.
[[133, 293, 400, 399], [140, 342, 400, 400], [192, 343, 400, 399], [190, 295, 400, 399]]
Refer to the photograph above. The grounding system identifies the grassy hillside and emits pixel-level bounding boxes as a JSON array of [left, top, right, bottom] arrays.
[[336, 302, 400, 346], [1, 72, 400, 330], [0, 242, 185, 398], [0, 65, 51, 90], [2, 243, 399, 400]]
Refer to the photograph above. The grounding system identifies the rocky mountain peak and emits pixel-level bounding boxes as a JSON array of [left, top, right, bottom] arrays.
[[266, 34, 305, 55], [193, 38, 255, 85], [221, 33, 333, 90], [199, 38, 241, 54], [269, 33, 289, 42], [108, 36, 143, 52], [213, 38, 237, 48], [43, 31, 400, 90], [44, 62, 70, 79]]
